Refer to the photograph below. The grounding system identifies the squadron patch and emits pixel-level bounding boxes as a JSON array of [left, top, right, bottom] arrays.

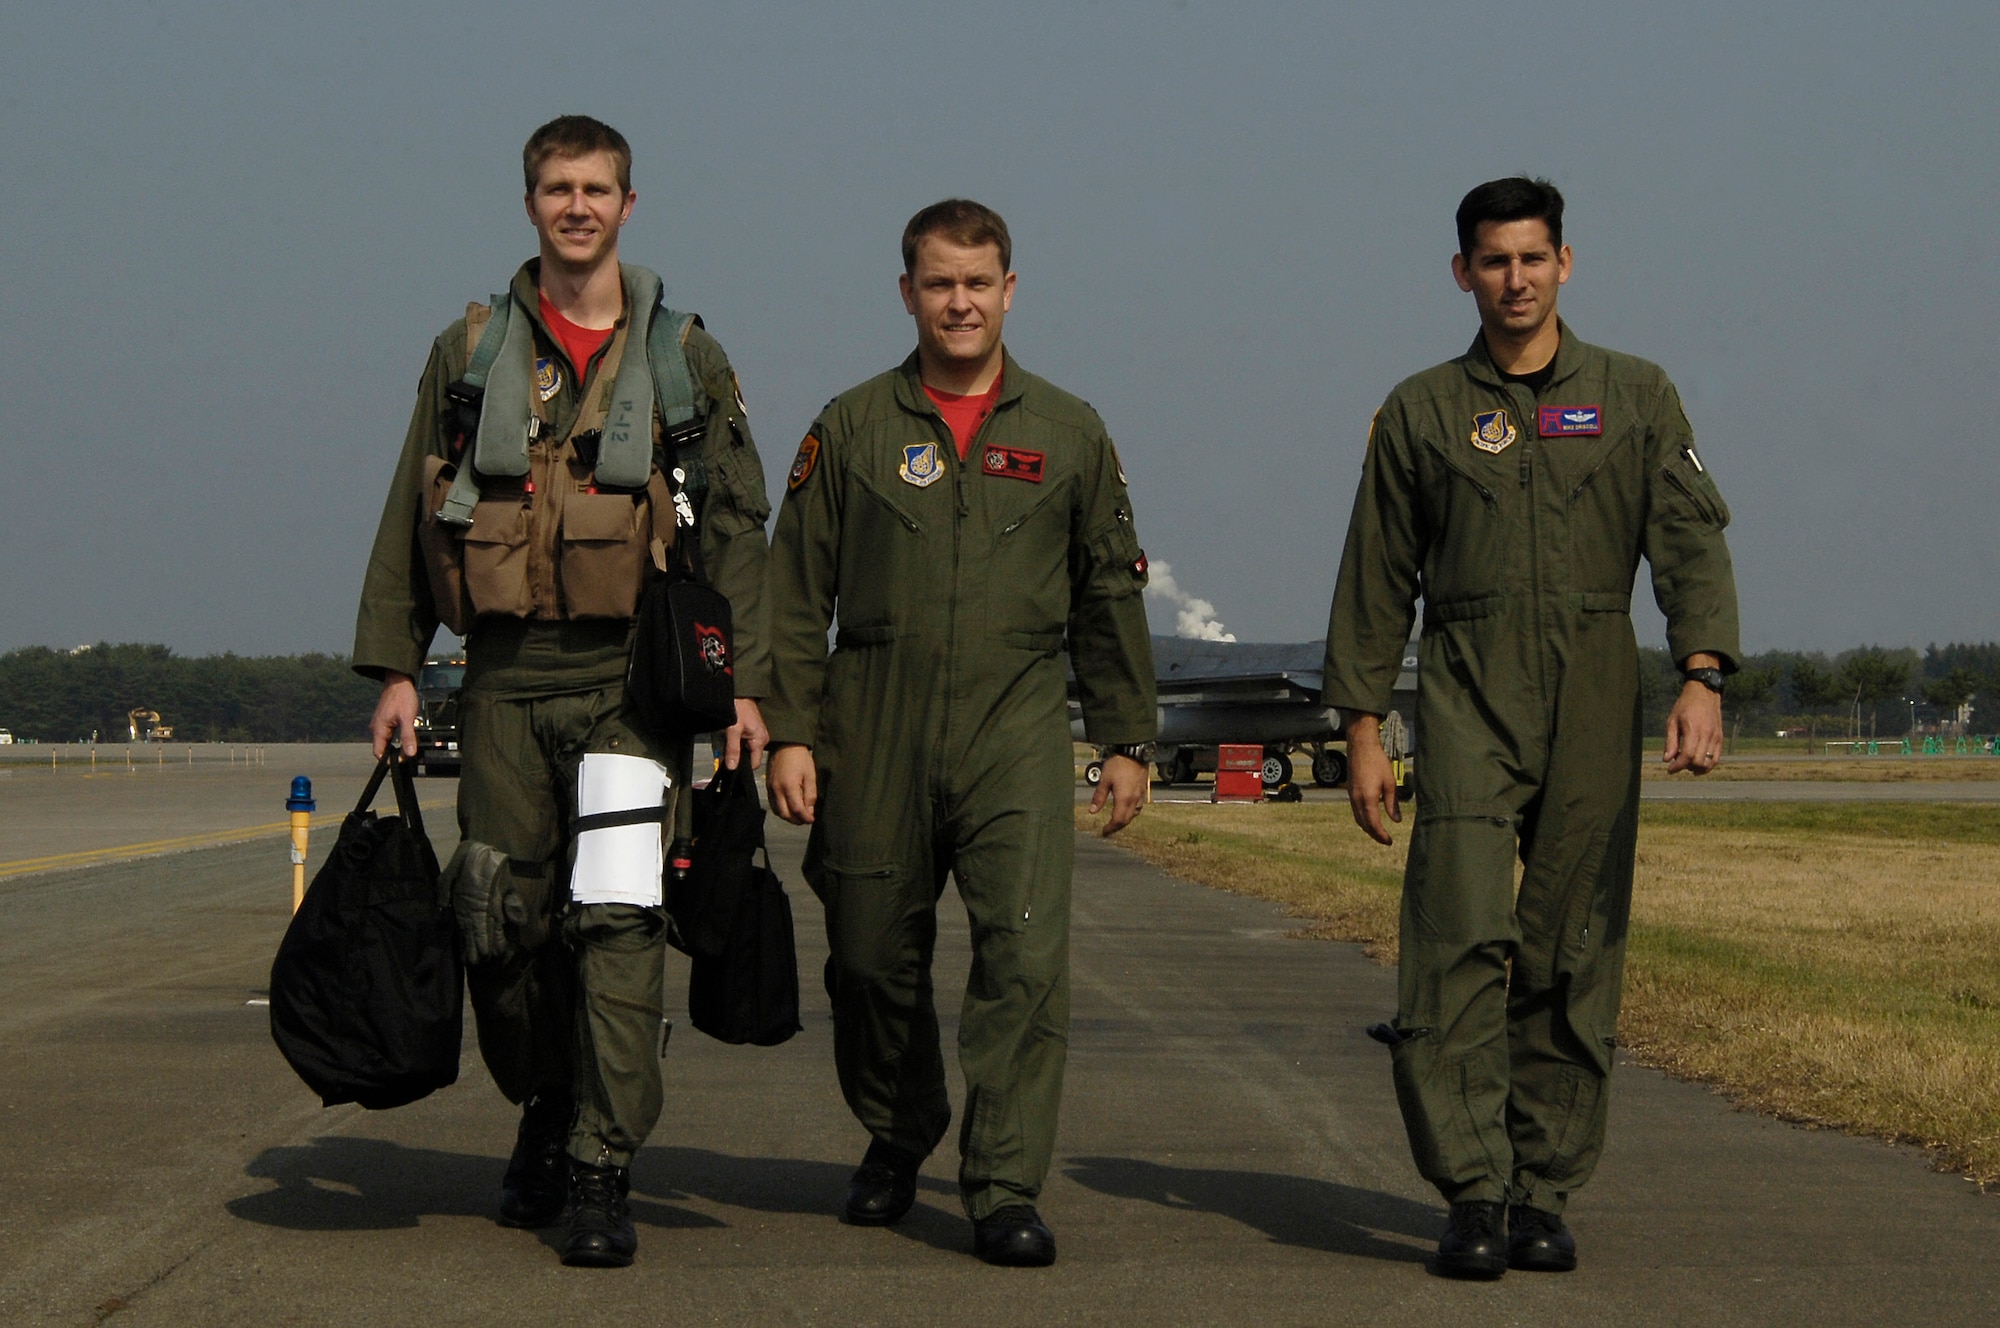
[[982, 446, 1045, 483], [900, 441, 944, 488], [1538, 405, 1602, 436], [787, 435, 821, 490], [534, 357, 562, 402], [694, 622, 732, 676], [1470, 408, 1517, 454]]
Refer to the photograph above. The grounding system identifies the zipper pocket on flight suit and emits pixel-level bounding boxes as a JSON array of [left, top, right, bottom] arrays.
[[1418, 434, 1498, 507], [1659, 460, 1729, 529], [999, 480, 1068, 536], [852, 470, 923, 533]]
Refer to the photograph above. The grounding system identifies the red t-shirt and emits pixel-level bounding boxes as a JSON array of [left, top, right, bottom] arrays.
[[539, 293, 614, 382], [924, 376, 1003, 460]]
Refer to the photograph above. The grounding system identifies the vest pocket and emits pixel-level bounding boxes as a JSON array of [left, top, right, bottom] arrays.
[[560, 490, 648, 619], [462, 496, 533, 618], [417, 456, 475, 635]]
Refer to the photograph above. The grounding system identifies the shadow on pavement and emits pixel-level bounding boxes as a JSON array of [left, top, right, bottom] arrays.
[[228, 1137, 719, 1233], [1063, 1156, 1438, 1263], [640, 1146, 969, 1254]]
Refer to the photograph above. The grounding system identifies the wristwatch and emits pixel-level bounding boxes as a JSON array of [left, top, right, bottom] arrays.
[[1682, 667, 1726, 695], [1106, 742, 1158, 764]]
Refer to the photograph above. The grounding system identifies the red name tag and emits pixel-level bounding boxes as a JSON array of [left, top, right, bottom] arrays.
[[981, 446, 1045, 483]]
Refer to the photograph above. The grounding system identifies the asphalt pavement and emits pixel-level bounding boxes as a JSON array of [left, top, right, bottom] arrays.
[[2, 760, 1997, 1325]]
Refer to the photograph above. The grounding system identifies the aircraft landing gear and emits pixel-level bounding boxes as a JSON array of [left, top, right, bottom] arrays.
[[1084, 760, 1105, 786], [1260, 746, 1292, 789], [1311, 747, 1348, 788], [1156, 747, 1197, 786]]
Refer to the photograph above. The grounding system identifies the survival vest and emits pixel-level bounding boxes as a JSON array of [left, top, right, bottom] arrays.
[[416, 265, 710, 634]]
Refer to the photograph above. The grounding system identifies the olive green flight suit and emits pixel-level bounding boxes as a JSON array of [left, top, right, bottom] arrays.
[[764, 350, 1155, 1219], [1322, 325, 1739, 1214], [353, 261, 772, 1168]]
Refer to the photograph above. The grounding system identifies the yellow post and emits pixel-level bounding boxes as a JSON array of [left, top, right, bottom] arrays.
[[286, 776, 317, 913]]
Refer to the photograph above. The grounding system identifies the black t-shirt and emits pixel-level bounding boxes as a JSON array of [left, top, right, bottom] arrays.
[[1501, 362, 1556, 396]]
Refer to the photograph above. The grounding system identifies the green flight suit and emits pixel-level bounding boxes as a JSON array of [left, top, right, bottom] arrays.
[[1322, 325, 1739, 1214], [352, 261, 772, 1168], [764, 350, 1155, 1219]]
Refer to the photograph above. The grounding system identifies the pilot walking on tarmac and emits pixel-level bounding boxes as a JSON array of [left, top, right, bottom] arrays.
[[352, 116, 772, 1268], [763, 200, 1157, 1266], [1322, 178, 1740, 1278]]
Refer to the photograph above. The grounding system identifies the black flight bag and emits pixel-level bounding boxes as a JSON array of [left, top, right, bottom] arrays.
[[627, 466, 737, 739], [269, 755, 462, 1109], [676, 761, 802, 1047]]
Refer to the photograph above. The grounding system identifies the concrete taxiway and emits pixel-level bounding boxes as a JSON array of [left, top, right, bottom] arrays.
[[2, 748, 1996, 1325]]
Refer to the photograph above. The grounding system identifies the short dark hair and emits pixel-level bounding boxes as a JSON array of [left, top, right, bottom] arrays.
[[522, 115, 632, 194], [901, 199, 1012, 273], [1455, 177, 1565, 257]]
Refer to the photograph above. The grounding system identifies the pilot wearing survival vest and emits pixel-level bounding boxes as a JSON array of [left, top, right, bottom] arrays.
[[351, 115, 772, 1269]]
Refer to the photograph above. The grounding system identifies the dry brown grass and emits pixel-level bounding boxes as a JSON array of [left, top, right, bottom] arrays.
[[1644, 757, 2000, 782], [1091, 799, 2000, 1183]]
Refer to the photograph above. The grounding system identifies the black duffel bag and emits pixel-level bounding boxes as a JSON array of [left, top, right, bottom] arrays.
[[627, 526, 736, 739], [678, 762, 802, 1047], [269, 755, 461, 1109]]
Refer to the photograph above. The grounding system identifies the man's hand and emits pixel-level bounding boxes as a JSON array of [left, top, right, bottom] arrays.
[[1088, 754, 1147, 837], [767, 744, 818, 825], [723, 697, 770, 771], [1663, 653, 1726, 775], [370, 672, 418, 760], [1344, 713, 1401, 845]]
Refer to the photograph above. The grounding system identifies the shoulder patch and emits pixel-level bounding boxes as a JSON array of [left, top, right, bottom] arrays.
[[787, 435, 821, 490], [1110, 442, 1127, 486]]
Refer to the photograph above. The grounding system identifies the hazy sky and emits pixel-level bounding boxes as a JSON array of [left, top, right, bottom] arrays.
[[5, 2, 1994, 658]]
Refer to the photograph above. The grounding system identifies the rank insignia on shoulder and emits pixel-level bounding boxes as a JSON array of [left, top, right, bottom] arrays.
[[1470, 408, 1517, 454], [900, 441, 944, 488], [982, 446, 1045, 483], [788, 435, 821, 490], [1538, 405, 1602, 436], [534, 357, 562, 402]]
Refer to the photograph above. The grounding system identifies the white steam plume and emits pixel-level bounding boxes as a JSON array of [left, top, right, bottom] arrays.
[[1144, 558, 1237, 642]]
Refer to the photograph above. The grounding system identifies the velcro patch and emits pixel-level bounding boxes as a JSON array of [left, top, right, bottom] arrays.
[[982, 446, 1045, 483], [1539, 405, 1602, 436]]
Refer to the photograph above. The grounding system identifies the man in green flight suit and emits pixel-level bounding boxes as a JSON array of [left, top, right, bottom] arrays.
[[353, 115, 772, 1268], [1322, 178, 1739, 1279], [763, 199, 1156, 1267]]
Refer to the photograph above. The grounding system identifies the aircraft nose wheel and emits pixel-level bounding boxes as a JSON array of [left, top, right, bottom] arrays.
[[1312, 749, 1348, 788], [1260, 748, 1292, 788], [1084, 760, 1105, 786]]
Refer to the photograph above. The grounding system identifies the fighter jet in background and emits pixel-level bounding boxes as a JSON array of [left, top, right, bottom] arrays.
[[1072, 636, 1418, 790]]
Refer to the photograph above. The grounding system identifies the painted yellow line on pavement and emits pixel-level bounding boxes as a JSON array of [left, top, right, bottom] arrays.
[[0, 801, 454, 880]]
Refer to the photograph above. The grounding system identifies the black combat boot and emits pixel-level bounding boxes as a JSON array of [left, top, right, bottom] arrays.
[[842, 1139, 922, 1226], [498, 1092, 573, 1228], [561, 1159, 638, 1268], [972, 1205, 1057, 1267], [1436, 1200, 1508, 1279], [1507, 1204, 1578, 1272]]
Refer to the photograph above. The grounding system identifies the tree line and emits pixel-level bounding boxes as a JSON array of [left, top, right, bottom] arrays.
[[1638, 642, 2000, 741], [3, 639, 1994, 746], [0, 644, 380, 744]]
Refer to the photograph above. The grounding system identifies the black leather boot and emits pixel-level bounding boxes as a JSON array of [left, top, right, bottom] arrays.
[[1436, 1200, 1508, 1279], [561, 1160, 637, 1268], [972, 1205, 1057, 1267], [498, 1092, 573, 1228], [842, 1139, 921, 1226], [1507, 1204, 1578, 1272]]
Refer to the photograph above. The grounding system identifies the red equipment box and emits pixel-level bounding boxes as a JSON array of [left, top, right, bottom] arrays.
[[1212, 743, 1264, 802]]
